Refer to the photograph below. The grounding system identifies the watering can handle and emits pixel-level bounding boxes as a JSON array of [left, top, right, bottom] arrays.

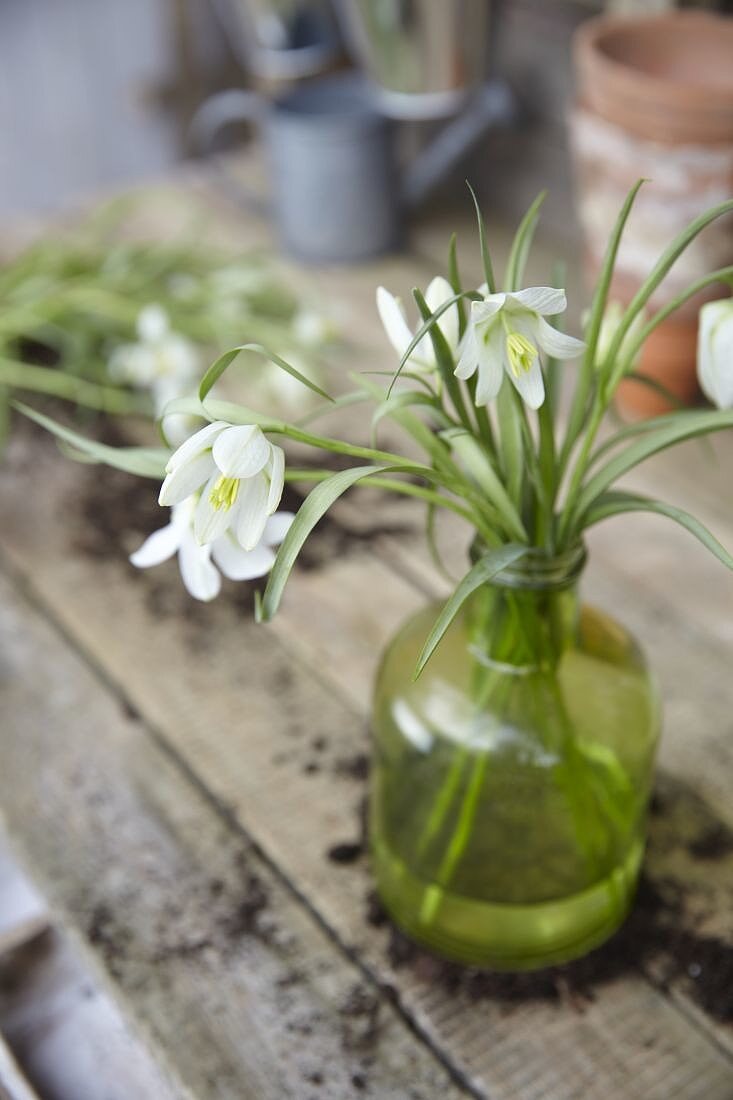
[[189, 90, 272, 217], [402, 80, 516, 209]]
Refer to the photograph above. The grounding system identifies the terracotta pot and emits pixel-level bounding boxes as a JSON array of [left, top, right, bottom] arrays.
[[574, 12, 733, 144], [570, 12, 733, 418]]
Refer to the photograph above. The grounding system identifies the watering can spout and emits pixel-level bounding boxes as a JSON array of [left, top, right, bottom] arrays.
[[400, 80, 516, 210]]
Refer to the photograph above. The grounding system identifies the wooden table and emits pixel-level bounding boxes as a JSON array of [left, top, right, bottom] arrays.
[[0, 163, 732, 1100]]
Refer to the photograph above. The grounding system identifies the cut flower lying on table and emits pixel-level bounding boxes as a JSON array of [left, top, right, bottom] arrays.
[[18, 182, 733, 655]]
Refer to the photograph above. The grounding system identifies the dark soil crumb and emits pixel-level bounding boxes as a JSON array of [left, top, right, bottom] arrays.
[[351, 1072, 367, 1091], [335, 753, 370, 782], [688, 824, 733, 860], [366, 876, 733, 1022], [339, 983, 381, 1052], [303, 762, 321, 776], [327, 841, 364, 865], [220, 873, 270, 937]]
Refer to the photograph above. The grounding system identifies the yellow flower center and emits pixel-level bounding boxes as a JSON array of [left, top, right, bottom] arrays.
[[505, 331, 537, 377], [209, 475, 240, 512]]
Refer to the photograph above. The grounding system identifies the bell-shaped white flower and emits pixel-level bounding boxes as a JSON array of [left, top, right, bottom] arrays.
[[130, 496, 294, 602], [455, 287, 584, 410], [109, 304, 201, 444], [109, 304, 199, 396], [159, 421, 285, 551], [376, 276, 460, 372], [698, 299, 733, 409]]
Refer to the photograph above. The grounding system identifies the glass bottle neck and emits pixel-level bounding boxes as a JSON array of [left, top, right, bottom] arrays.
[[466, 542, 586, 670]]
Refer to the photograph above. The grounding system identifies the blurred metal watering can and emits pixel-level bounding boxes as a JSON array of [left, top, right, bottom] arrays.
[[335, 0, 493, 119], [192, 71, 513, 263]]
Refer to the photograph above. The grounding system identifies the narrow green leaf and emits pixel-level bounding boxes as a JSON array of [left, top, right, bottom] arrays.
[[296, 390, 370, 427], [576, 408, 733, 517], [605, 196, 733, 395], [584, 490, 733, 570], [623, 370, 685, 410], [0, 357, 149, 415], [615, 264, 733, 376], [560, 180, 646, 468], [448, 232, 467, 339], [387, 291, 478, 397], [371, 389, 445, 439], [466, 181, 496, 293], [415, 544, 527, 677], [584, 179, 646, 376], [199, 342, 332, 403], [13, 401, 169, 478], [446, 428, 528, 541], [505, 191, 546, 292], [496, 383, 523, 506], [258, 464, 399, 621]]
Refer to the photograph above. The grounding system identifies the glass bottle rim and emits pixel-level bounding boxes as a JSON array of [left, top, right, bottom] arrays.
[[469, 539, 587, 591]]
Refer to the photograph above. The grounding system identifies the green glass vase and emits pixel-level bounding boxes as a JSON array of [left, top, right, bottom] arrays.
[[370, 544, 661, 970]]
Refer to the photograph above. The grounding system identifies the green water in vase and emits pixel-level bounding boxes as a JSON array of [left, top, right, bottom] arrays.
[[371, 549, 660, 970]]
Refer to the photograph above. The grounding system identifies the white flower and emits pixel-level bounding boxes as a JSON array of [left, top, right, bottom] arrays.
[[130, 496, 294, 602], [292, 308, 332, 347], [109, 305, 201, 443], [455, 287, 585, 410], [698, 299, 733, 409], [109, 305, 199, 395], [377, 276, 460, 372], [158, 421, 285, 551]]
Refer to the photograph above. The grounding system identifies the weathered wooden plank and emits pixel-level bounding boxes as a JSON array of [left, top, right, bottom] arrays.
[[0, 567, 471, 1099], [1, 430, 731, 1098]]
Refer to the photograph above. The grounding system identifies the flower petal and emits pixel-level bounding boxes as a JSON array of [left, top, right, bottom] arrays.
[[699, 300, 733, 409], [159, 451, 215, 506], [137, 304, 169, 343], [263, 510, 295, 546], [165, 420, 226, 474], [535, 317, 585, 360], [266, 445, 285, 514], [426, 276, 460, 353], [213, 424, 271, 479], [234, 473, 270, 551], [212, 535, 275, 580], [454, 326, 479, 380], [376, 287, 413, 358], [474, 324, 505, 405], [129, 521, 182, 569], [509, 356, 545, 410], [507, 287, 567, 316], [471, 294, 505, 325], [194, 472, 236, 544], [178, 533, 221, 601]]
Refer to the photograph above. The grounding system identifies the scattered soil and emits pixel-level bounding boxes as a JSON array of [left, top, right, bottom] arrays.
[[334, 753, 370, 782], [339, 983, 381, 1053], [83, 853, 276, 975], [688, 824, 733, 861], [327, 842, 364, 866], [365, 872, 733, 1023]]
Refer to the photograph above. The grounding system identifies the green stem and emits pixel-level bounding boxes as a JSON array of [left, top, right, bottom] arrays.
[[0, 357, 150, 415]]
